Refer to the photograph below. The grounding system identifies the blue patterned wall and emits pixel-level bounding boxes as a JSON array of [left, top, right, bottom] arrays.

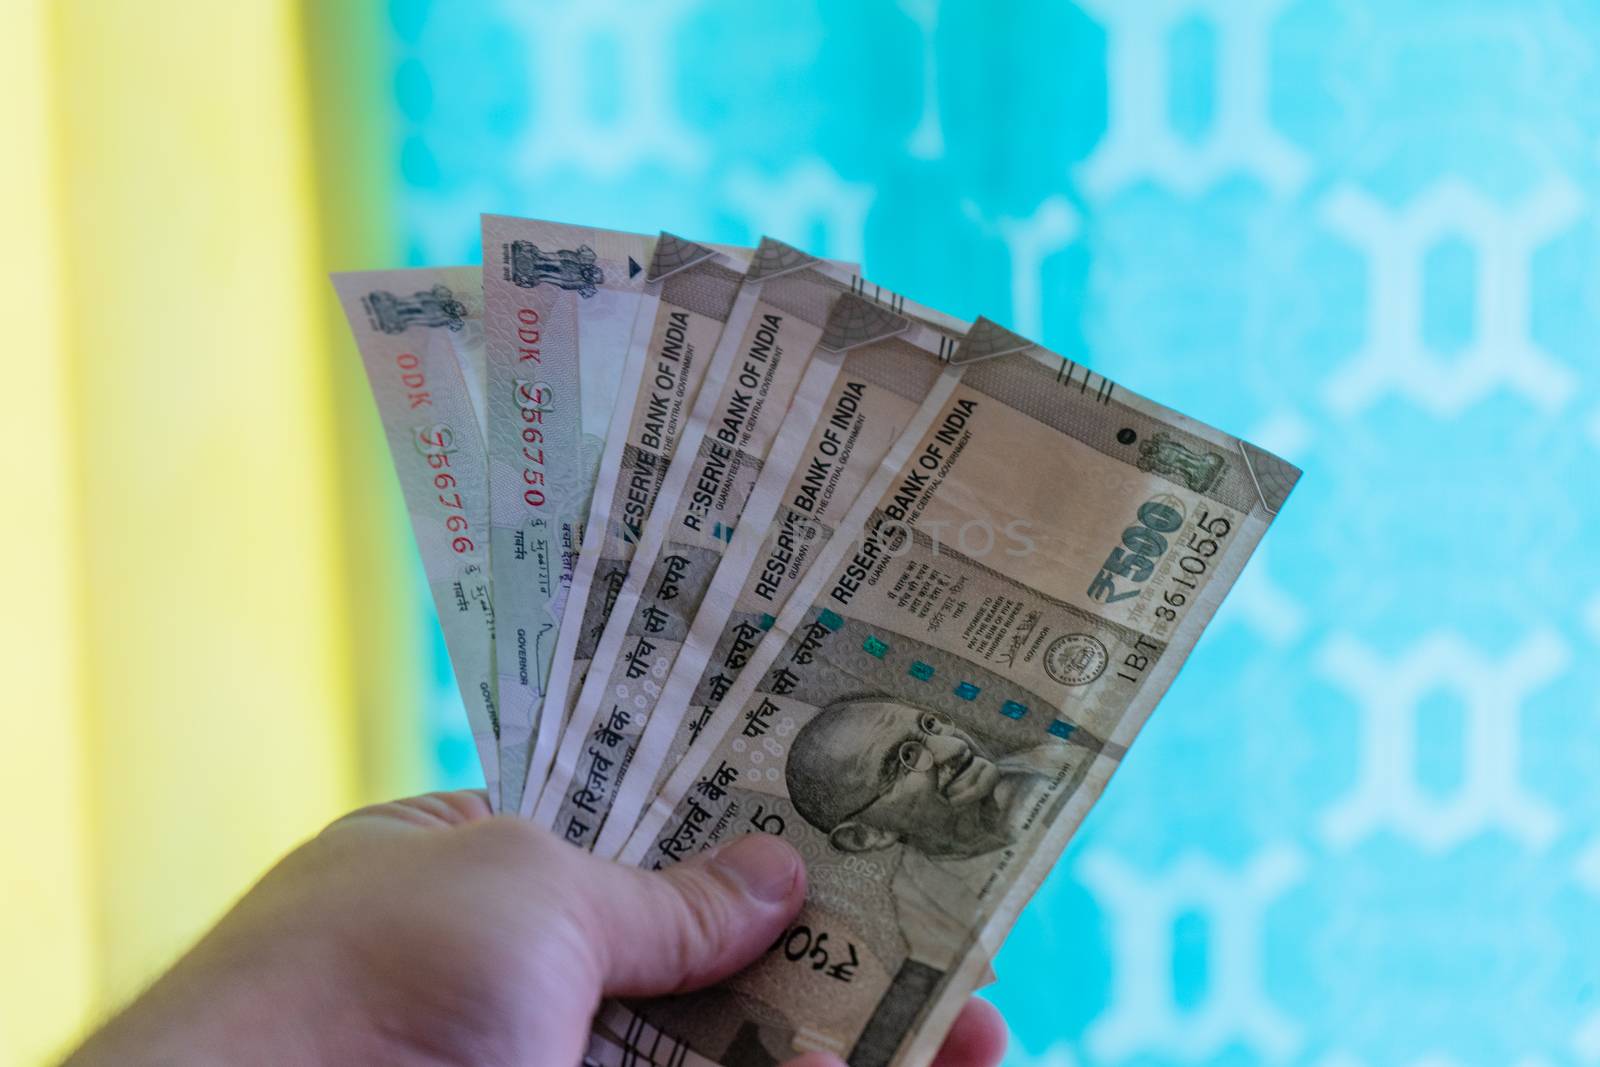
[[384, 1, 1600, 1063]]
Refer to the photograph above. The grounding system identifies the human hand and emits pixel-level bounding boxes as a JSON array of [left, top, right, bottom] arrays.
[[68, 790, 1006, 1067]]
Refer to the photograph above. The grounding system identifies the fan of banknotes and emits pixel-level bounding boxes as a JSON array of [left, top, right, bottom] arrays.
[[332, 217, 1299, 1067]]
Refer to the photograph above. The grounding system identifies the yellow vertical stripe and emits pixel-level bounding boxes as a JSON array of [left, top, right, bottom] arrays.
[[0, 3, 415, 1058], [45, 0, 364, 1035], [0, 3, 95, 1063], [299, 0, 429, 803]]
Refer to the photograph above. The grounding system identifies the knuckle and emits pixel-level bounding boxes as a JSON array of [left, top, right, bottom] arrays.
[[664, 870, 737, 981], [463, 815, 561, 869]]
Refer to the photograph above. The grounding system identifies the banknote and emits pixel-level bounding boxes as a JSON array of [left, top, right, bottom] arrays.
[[582, 1017, 723, 1067], [526, 235, 752, 807], [534, 238, 871, 848], [595, 294, 965, 856], [331, 267, 500, 799], [483, 217, 653, 811], [609, 318, 1300, 1066]]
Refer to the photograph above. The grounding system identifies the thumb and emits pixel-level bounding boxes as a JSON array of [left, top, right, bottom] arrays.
[[580, 833, 806, 996]]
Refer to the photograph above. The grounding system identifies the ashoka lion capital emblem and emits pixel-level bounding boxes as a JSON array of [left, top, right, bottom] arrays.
[[508, 241, 603, 298], [1137, 432, 1225, 492], [365, 285, 468, 334]]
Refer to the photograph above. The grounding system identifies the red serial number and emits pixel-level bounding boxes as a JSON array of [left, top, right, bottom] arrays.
[[418, 428, 475, 554], [517, 309, 549, 509]]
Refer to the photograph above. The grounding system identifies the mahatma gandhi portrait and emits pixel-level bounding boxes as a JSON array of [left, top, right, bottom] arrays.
[[785, 699, 1059, 860]]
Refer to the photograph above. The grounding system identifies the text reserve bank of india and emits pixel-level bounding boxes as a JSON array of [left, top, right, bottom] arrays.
[[332, 267, 499, 798], [482, 217, 652, 811], [534, 239, 864, 844], [604, 318, 1300, 1066], [536, 239, 885, 849], [595, 293, 967, 856], [526, 235, 751, 807]]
